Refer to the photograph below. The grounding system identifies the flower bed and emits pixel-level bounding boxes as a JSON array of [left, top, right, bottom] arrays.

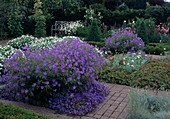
[[98, 52, 170, 91], [0, 37, 109, 116]]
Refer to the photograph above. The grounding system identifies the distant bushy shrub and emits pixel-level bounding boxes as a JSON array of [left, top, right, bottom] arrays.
[[105, 30, 145, 54], [87, 20, 101, 42], [7, 35, 37, 49], [0, 38, 109, 115], [135, 18, 149, 45], [127, 90, 170, 119], [75, 26, 89, 37]]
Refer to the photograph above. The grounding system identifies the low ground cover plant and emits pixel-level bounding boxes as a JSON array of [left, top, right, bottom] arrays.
[[0, 37, 109, 116], [127, 90, 170, 119], [0, 102, 52, 119], [98, 53, 170, 91], [105, 30, 145, 54]]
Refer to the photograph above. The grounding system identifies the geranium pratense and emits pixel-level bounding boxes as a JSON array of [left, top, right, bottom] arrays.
[[105, 30, 145, 54], [0, 37, 107, 110]]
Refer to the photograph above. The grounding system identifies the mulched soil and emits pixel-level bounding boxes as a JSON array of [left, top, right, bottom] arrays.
[[0, 38, 13, 47]]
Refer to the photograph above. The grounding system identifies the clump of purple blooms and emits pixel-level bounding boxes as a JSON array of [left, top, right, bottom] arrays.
[[105, 30, 145, 54], [0, 37, 109, 115]]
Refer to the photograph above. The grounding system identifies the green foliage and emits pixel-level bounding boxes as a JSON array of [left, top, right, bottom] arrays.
[[84, 7, 103, 26], [83, 0, 104, 6], [34, 0, 46, 38], [135, 17, 149, 45], [87, 20, 101, 42], [98, 56, 170, 91], [145, 18, 160, 43], [86, 41, 105, 49], [149, 43, 170, 51], [0, 102, 51, 119], [127, 89, 170, 119], [7, 35, 37, 49], [124, 0, 147, 9], [117, 3, 129, 11], [75, 26, 89, 37], [145, 6, 170, 24], [104, 0, 122, 11]]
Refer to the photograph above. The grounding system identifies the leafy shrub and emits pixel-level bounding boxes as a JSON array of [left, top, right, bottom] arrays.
[[124, 0, 147, 9], [127, 89, 170, 119], [34, 0, 46, 38], [135, 18, 149, 45], [86, 41, 105, 49], [145, 18, 160, 43], [0, 45, 18, 76], [7, 35, 37, 49], [149, 43, 170, 51], [105, 30, 145, 54], [0, 37, 109, 115], [0, 102, 51, 119], [87, 20, 101, 42], [104, 0, 122, 11], [145, 6, 170, 24], [98, 57, 170, 91], [144, 44, 165, 55], [75, 26, 89, 37]]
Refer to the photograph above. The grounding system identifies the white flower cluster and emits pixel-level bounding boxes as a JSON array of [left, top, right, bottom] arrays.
[[84, 8, 103, 25], [64, 21, 84, 35], [7, 35, 37, 49]]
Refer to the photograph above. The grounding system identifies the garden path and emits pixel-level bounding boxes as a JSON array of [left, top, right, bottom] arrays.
[[0, 83, 169, 119]]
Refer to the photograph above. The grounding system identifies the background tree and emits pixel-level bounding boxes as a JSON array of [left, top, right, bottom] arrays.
[[149, 0, 165, 6], [87, 19, 101, 42], [34, 0, 46, 38], [124, 0, 147, 9]]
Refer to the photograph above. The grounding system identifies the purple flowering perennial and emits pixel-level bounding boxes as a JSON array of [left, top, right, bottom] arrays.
[[0, 37, 109, 115], [105, 30, 145, 54]]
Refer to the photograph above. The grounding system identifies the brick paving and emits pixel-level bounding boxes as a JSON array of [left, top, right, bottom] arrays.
[[0, 83, 169, 119]]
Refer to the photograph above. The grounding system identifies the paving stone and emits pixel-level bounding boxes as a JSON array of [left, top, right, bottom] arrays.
[[106, 100, 114, 105], [96, 104, 110, 115], [115, 97, 124, 103], [114, 92, 121, 97], [108, 105, 117, 111], [93, 114, 102, 119], [86, 113, 94, 117], [110, 96, 118, 101], [103, 110, 113, 117], [111, 101, 120, 106], [100, 116, 109, 119], [119, 93, 128, 98], [117, 112, 127, 119], [119, 102, 127, 108], [111, 111, 120, 118], [115, 106, 125, 112]]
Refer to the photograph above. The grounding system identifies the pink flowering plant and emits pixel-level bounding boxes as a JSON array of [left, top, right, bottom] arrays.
[[0, 38, 109, 115], [105, 30, 145, 54], [157, 22, 170, 43]]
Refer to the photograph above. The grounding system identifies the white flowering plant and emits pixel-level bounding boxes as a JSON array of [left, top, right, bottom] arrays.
[[84, 7, 103, 26], [64, 21, 84, 36], [108, 51, 149, 73], [7, 35, 37, 50], [0, 45, 19, 75]]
